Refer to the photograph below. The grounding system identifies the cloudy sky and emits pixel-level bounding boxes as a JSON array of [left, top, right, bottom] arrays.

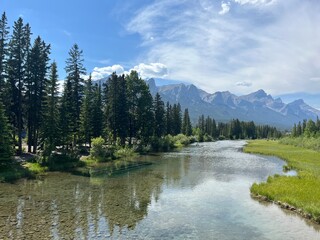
[[2, 0, 320, 106]]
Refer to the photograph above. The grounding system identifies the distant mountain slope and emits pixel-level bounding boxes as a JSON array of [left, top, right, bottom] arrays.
[[147, 78, 320, 129]]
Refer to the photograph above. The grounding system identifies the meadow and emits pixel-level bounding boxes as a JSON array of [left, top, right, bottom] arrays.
[[244, 140, 320, 223]]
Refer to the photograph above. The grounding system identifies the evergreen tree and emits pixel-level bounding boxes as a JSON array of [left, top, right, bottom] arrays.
[[0, 101, 12, 163], [59, 78, 73, 149], [172, 103, 182, 135], [165, 102, 172, 135], [105, 73, 128, 145], [136, 78, 154, 144], [25, 36, 50, 153], [125, 71, 140, 144], [42, 61, 59, 155], [0, 12, 9, 100], [79, 75, 93, 146], [153, 93, 166, 138], [64, 43, 86, 145], [7, 17, 31, 154], [182, 108, 192, 136], [91, 83, 103, 138], [297, 122, 302, 136]]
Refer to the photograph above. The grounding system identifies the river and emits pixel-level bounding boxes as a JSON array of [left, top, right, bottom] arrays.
[[0, 140, 319, 239]]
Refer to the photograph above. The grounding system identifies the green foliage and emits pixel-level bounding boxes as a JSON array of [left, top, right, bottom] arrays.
[[79, 75, 94, 145], [173, 134, 191, 147], [24, 162, 47, 174], [89, 137, 108, 162], [0, 101, 12, 163], [182, 108, 192, 136], [245, 140, 320, 222], [114, 146, 136, 159], [280, 136, 320, 152], [46, 151, 80, 171], [153, 93, 166, 138]]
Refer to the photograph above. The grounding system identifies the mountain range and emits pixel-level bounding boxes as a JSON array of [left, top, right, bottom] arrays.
[[146, 79, 320, 129], [93, 77, 320, 129]]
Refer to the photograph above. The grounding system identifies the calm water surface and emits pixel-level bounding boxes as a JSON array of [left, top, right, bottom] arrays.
[[0, 141, 319, 239]]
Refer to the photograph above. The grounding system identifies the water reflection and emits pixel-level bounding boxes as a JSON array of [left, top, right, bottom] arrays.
[[0, 155, 190, 239], [0, 141, 319, 239]]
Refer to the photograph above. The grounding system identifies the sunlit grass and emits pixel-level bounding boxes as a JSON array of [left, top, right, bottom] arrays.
[[245, 140, 320, 222], [24, 162, 48, 174]]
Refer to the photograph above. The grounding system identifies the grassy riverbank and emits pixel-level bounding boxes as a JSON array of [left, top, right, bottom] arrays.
[[244, 140, 320, 223]]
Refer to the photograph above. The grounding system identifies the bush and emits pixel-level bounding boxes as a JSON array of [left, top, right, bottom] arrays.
[[114, 146, 136, 159], [90, 137, 108, 162], [173, 134, 190, 147]]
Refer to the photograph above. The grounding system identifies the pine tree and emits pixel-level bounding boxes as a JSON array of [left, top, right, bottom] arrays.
[[153, 93, 165, 138], [7, 17, 31, 154], [182, 108, 192, 136], [91, 83, 103, 138], [136, 80, 154, 144], [25, 36, 50, 153], [64, 43, 86, 145], [165, 102, 172, 135], [297, 122, 302, 136], [42, 62, 59, 156], [126, 71, 140, 145], [105, 73, 128, 145], [0, 101, 12, 163], [79, 75, 93, 146], [59, 78, 73, 149], [0, 12, 9, 100], [172, 103, 182, 135]]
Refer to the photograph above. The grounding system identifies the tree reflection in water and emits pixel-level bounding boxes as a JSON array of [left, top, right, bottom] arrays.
[[0, 155, 190, 239]]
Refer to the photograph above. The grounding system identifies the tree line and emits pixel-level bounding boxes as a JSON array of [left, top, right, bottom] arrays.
[[291, 118, 320, 138], [0, 13, 282, 165], [195, 115, 282, 141]]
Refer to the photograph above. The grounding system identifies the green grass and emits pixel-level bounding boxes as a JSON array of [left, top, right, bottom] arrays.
[[23, 162, 48, 174], [244, 140, 320, 222]]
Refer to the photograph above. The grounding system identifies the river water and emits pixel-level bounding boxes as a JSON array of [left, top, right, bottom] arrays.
[[0, 141, 319, 239]]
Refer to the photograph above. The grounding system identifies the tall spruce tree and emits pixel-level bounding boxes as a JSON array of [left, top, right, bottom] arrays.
[[0, 101, 12, 163], [25, 36, 50, 153], [91, 83, 103, 138], [153, 93, 165, 138], [136, 80, 154, 144], [42, 62, 59, 156], [165, 102, 173, 135], [126, 71, 140, 145], [171, 103, 182, 135], [0, 12, 9, 100], [105, 73, 128, 145], [182, 108, 192, 136], [7, 17, 31, 154], [59, 78, 73, 149], [79, 75, 93, 146], [64, 43, 86, 145]]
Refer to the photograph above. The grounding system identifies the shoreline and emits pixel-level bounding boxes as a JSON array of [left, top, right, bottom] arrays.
[[251, 193, 320, 225], [244, 140, 320, 225]]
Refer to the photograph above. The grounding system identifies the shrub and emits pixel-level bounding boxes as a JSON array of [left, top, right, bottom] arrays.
[[90, 137, 108, 162], [114, 146, 136, 159], [173, 134, 190, 147]]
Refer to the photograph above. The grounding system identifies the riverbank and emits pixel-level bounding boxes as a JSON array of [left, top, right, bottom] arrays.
[[244, 140, 320, 223]]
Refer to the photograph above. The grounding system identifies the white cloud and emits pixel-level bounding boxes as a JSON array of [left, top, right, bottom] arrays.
[[131, 63, 168, 79], [219, 2, 231, 15], [234, 0, 276, 5], [91, 65, 125, 80], [89, 63, 168, 80], [236, 81, 252, 87], [126, 0, 320, 95]]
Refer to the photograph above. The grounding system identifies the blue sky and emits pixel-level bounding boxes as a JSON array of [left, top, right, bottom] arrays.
[[2, 0, 320, 108]]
